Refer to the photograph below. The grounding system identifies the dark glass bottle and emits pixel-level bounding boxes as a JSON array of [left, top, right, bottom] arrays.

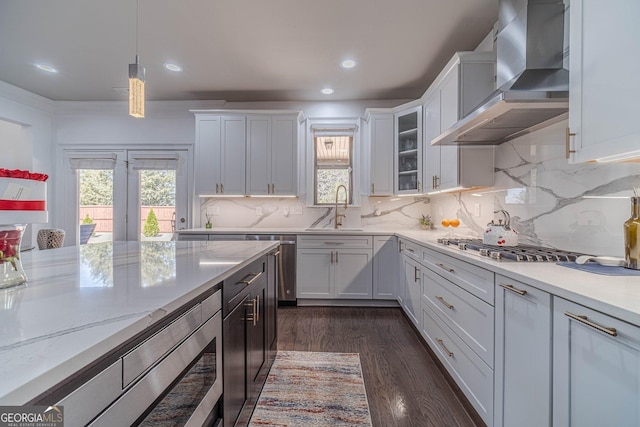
[[624, 197, 640, 270]]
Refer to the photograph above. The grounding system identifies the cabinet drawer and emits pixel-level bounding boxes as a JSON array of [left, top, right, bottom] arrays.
[[422, 246, 494, 305], [422, 267, 494, 367], [298, 235, 372, 249], [399, 239, 421, 261], [122, 305, 202, 387], [422, 303, 494, 426]]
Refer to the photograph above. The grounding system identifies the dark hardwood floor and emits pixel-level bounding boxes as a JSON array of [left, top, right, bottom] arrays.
[[277, 306, 481, 427]]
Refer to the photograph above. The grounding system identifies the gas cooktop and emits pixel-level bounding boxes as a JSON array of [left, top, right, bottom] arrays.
[[437, 238, 589, 262]]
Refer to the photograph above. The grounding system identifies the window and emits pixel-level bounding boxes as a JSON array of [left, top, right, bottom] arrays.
[[314, 130, 353, 205]]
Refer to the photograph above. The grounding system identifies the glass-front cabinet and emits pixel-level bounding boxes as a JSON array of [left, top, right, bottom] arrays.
[[394, 106, 423, 194]]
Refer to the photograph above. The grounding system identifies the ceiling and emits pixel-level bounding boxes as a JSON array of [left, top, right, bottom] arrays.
[[0, 0, 498, 103]]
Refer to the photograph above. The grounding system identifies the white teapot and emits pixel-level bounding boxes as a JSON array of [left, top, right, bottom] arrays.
[[483, 210, 518, 246]]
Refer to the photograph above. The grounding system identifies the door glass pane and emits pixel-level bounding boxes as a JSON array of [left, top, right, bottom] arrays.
[[140, 169, 176, 242], [78, 169, 113, 244]]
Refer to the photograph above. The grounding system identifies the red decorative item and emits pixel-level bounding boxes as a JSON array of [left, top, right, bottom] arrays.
[[0, 224, 27, 289], [0, 168, 48, 182]]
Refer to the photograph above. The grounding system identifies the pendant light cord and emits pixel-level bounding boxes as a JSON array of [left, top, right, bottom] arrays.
[[135, 0, 139, 63]]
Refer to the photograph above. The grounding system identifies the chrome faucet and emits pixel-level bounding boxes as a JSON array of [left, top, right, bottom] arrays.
[[334, 185, 348, 229]]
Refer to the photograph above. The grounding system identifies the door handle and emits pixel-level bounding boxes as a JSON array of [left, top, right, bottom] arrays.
[[414, 266, 419, 282], [436, 338, 454, 357], [330, 251, 334, 263], [255, 294, 260, 323], [237, 272, 263, 286], [216, 183, 219, 194], [500, 283, 527, 296], [565, 127, 576, 159], [436, 263, 454, 273], [221, 183, 224, 193], [335, 251, 339, 263], [565, 312, 617, 336], [436, 296, 454, 310]]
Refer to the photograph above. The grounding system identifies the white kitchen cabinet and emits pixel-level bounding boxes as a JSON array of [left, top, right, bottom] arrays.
[[568, 0, 640, 163], [553, 297, 640, 427], [296, 236, 373, 300], [395, 106, 423, 194], [423, 52, 495, 193], [401, 254, 421, 327], [373, 236, 397, 299], [366, 111, 394, 196], [246, 115, 298, 195], [494, 276, 552, 427], [194, 114, 246, 196]]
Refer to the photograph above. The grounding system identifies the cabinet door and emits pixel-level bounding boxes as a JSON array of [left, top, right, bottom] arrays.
[[553, 297, 640, 427], [271, 115, 297, 195], [247, 283, 266, 403], [223, 295, 248, 427], [266, 251, 278, 356], [334, 249, 373, 299], [570, 0, 640, 163], [296, 249, 333, 298], [220, 116, 246, 195], [246, 116, 271, 195], [439, 67, 461, 191], [424, 91, 441, 193], [402, 255, 421, 327], [397, 241, 407, 305], [195, 116, 221, 196], [395, 106, 423, 194], [369, 114, 394, 196], [373, 236, 397, 299], [495, 277, 551, 427]]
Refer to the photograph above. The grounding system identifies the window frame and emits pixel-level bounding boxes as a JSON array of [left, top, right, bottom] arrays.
[[313, 133, 354, 206]]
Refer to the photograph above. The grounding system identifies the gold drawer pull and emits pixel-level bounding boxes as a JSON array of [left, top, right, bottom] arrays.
[[500, 283, 527, 296], [565, 127, 576, 159], [436, 338, 454, 357], [436, 296, 454, 310], [406, 247, 414, 253], [565, 312, 617, 337], [324, 242, 345, 245], [238, 272, 263, 286], [436, 263, 454, 273]]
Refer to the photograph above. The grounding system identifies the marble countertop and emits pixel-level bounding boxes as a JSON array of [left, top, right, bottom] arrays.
[[0, 240, 279, 405], [179, 227, 640, 326]]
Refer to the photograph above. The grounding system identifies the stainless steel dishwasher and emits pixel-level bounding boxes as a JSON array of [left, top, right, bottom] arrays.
[[245, 234, 296, 305]]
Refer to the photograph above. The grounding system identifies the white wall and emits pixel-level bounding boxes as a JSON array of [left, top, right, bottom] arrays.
[[0, 82, 55, 247]]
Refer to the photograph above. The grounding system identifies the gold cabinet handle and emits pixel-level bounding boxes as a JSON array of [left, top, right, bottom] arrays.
[[414, 266, 419, 282], [432, 175, 435, 189], [371, 183, 375, 194], [406, 247, 414, 253], [436, 338, 454, 357], [238, 271, 263, 286], [565, 312, 617, 337], [254, 295, 260, 325], [324, 242, 345, 245], [399, 241, 403, 252], [330, 251, 334, 263], [435, 176, 440, 189], [436, 263, 454, 273], [500, 283, 527, 296], [216, 183, 219, 194], [244, 298, 255, 323], [436, 296, 454, 310], [565, 127, 576, 159]]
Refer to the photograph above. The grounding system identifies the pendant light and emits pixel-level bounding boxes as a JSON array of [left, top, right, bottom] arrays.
[[129, 0, 145, 118]]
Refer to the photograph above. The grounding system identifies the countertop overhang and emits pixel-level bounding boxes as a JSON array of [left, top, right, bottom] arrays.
[[0, 240, 279, 404]]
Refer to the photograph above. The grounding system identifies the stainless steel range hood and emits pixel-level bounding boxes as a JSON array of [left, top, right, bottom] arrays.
[[432, 0, 568, 146]]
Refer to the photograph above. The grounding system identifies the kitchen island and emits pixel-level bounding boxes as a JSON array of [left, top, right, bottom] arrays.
[[0, 239, 278, 411]]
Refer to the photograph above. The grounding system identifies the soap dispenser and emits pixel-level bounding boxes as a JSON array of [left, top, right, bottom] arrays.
[[624, 195, 640, 270]]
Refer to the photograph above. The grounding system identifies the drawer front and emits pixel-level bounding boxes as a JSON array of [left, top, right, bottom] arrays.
[[177, 234, 209, 241], [297, 235, 372, 249], [399, 239, 421, 261], [202, 289, 222, 321], [422, 303, 494, 426], [422, 267, 494, 367], [422, 246, 494, 305], [57, 360, 123, 427], [123, 305, 202, 387]]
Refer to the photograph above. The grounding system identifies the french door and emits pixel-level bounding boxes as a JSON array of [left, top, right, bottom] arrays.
[[62, 148, 190, 245]]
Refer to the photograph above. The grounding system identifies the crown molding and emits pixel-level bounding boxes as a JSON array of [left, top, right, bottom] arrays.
[[0, 81, 55, 114]]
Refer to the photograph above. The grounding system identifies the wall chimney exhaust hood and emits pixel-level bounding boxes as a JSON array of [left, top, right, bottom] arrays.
[[432, 0, 568, 146]]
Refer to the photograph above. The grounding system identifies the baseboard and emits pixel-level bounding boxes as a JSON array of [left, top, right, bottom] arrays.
[[296, 299, 400, 307]]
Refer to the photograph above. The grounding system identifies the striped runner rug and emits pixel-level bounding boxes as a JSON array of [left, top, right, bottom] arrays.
[[248, 351, 373, 426]]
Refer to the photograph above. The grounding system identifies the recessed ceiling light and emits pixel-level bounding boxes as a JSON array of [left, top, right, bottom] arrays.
[[163, 63, 183, 72], [321, 88, 334, 95], [341, 59, 357, 69], [35, 64, 57, 73]]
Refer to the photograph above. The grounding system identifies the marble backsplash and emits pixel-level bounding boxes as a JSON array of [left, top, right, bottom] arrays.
[[200, 120, 639, 256], [429, 120, 640, 257], [200, 196, 431, 231]]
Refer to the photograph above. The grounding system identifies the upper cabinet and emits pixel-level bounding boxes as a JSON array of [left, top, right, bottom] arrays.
[[246, 115, 298, 196], [365, 111, 394, 196], [424, 52, 495, 193], [195, 114, 246, 196], [568, 0, 640, 163], [395, 106, 423, 194], [194, 111, 299, 197]]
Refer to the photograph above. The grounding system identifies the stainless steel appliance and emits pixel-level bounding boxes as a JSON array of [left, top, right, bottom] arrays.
[[438, 238, 589, 262], [246, 235, 297, 305], [432, 0, 569, 146]]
